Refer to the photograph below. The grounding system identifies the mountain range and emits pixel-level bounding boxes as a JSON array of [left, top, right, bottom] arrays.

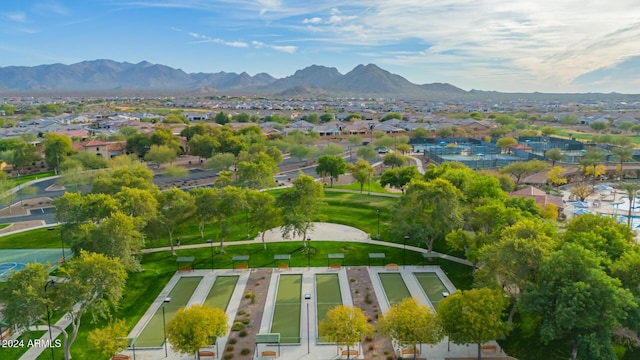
[[1, 59, 639, 101]]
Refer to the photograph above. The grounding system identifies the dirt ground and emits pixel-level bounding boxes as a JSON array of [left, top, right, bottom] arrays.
[[223, 268, 273, 359], [0, 197, 54, 217], [346, 267, 395, 360]]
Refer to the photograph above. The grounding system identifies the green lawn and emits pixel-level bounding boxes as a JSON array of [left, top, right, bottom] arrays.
[[0, 226, 61, 249], [378, 272, 411, 305], [2, 330, 47, 359], [329, 178, 394, 194], [270, 274, 302, 343], [204, 275, 238, 311], [9, 171, 56, 186], [135, 276, 203, 347], [316, 273, 342, 342], [414, 272, 449, 309]]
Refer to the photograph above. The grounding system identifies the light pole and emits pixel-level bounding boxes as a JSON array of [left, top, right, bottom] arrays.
[[60, 229, 65, 263], [162, 297, 171, 357], [206, 239, 214, 271], [403, 235, 409, 269], [44, 279, 55, 360], [376, 209, 380, 240], [307, 236, 311, 270], [305, 294, 311, 354]]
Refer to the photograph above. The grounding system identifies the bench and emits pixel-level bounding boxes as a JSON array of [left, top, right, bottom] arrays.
[[178, 266, 192, 272], [1, 329, 12, 340], [330, 263, 341, 270], [277, 263, 289, 270], [198, 350, 215, 359], [236, 263, 249, 270], [481, 344, 497, 353], [401, 348, 420, 355], [57, 257, 65, 265], [261, 350, 277, 359], [111, 355, 131, 360], [385, 263, 399, 271], [341, 349, 359, 357]]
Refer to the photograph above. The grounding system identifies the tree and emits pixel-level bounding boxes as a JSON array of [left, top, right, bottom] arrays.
[[319, 305, 373, 360], [496, 137, 517, 153], [578, 148, 606, 183], [92, 162, 156, 195], [546, 166, 568, 186], [289, 144, 318, 163], [276, 173, 324, 246], [520, 243, 635, 360], [378, 298, 443, 359], [206, 152, 235, 173], [347, 158, 374, 193], [57, 159, 92, 192], [210, 186, 246, 252], [190, 187, 217, 238], [144, 144, 178, 165], [395, 143, 412, 154], [189, 134, 218, 159], [237, 152, 278, 189], [43, 132, 74, 172], [379, 166, 420, 191], [611, 146, 634, 177], [156, 188, 195, 256], [544, 148, 564, 166], [125, 133, 152, 157], [116, 187, 158, 225], [382, 152, 406, 169], [391, 178, 463, 253], [214, 111, 230, 125], [166, 304, 229, 357], [438, 288, 510, 360], [316, 155, 347, 187], [381, 112, 402, 121], [618, 182, 640, 228], [322, 142, 344, 155], [1, 252, 128, 360], [356, 144, 378, 161], [87, 319, 129, 358], [12, 140, 40, 171], [412, 127, 430, 139], [590, 121, 608, 132], [476, 219, 558, 322], [570, 182, 593, 201], [246, 190, 281, 249], [499, 160, 548, 186]]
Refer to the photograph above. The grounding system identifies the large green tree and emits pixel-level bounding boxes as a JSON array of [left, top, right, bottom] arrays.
[[246, 189, 281, 249], [346, 158, 374, 193], [391, 178, 463, 253], [520, 243, 636, 360], [276, 173, 324, 246], [155, 188, 195, 255], [438, 288, 510, 360], [43, 132, 74, 172], [316, 154, 347, 187], [499, 160, 548, 186]]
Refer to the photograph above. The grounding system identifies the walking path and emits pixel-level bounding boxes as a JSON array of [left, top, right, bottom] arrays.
[[141, 222, 473, 266]]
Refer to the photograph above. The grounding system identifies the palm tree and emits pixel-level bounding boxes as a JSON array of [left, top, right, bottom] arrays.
[[578, 148, 606, 186], [611, 146, 634, 178], [618, 182, 640, 228]]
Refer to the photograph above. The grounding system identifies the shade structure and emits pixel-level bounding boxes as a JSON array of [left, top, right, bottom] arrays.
[[594, 184, 614, 191], [569, 201, 590, 208], [572, 208, 592, 215]]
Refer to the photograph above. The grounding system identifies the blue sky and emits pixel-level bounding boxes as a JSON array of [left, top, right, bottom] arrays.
[[1, 0, 639, 93]]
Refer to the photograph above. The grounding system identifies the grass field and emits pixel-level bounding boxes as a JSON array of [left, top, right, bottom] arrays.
[[134, 276, 203, 348], [414, 272, 449, 310], [9, 171, 56, 186], [0, 227, 61, 249], [204, 275, 238, 311], [315, 273, 342, 343], [270, 274, 302, 344], [329, 178, 395, 194], [2, 330, 47, 359], [378, 273, 411, 305]]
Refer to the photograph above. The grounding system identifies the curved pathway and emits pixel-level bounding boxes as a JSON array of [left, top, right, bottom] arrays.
[[141, 222, 473, 266]]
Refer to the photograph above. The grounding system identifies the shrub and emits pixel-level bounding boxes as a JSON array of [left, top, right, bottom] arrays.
[[245, 291, 253, 298], [223, 354, 233, 360], [238, 309, 246, 315], [226, 345, 234, 352], [239, 330, 248, 337], [365, 292, 373, 304], [241, 348, 251, 355], [232, 322, 244, 331], [242, 318, 250, 325], [228, 338, 237, 345]]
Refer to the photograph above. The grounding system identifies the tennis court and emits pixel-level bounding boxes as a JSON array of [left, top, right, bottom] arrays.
[[316, 273, 342, 343], [0, 249, 70, 281], [414, 272, 449, 309], [378, 273, 411, 305], [270, 274, 302, 344]]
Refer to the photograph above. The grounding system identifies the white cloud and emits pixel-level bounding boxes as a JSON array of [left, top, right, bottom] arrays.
[[252, 40, 297, 53], [303, 17, 322, 24], [188, 32, 248, 47], [7, 12, 27, 23]]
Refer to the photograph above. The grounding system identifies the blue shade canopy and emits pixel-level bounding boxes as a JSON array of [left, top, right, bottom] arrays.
[[594, 184, 613, 190], [572, 208, 592, 215], [569, 201, 590, 208]]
